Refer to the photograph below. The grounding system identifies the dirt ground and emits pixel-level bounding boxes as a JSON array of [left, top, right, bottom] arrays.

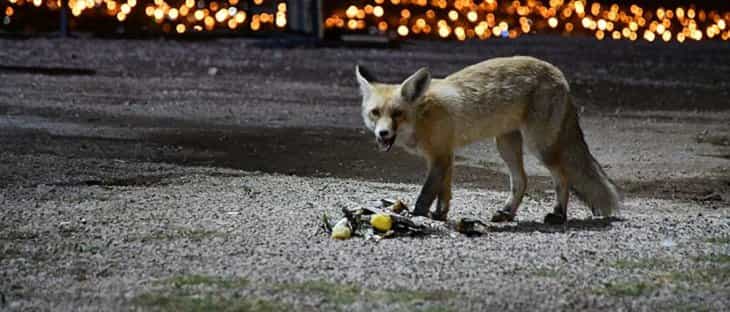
[[0, 36, 729, 311]]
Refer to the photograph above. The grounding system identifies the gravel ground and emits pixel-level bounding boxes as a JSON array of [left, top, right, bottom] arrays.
[[0, 36, 729, 311]]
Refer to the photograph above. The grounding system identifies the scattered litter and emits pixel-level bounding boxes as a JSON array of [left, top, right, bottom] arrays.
[[330, 218, 352, 240], [207, 67, 218, 76], [661, 238, 675, 248], [322, 199, 488, 241], [370, 213, 393, 232]]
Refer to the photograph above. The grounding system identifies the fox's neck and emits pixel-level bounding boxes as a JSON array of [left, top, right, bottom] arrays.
[[426, 79, 461, 104]]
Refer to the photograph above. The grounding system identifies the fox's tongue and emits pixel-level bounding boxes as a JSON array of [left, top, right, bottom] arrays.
[[377, 137, 395, 152]]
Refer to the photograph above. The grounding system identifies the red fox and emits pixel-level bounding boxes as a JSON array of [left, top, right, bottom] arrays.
[[356, 56, 621, 224]]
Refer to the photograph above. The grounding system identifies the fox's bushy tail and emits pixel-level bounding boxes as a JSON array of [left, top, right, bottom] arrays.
[[560, 101, 622, 217]]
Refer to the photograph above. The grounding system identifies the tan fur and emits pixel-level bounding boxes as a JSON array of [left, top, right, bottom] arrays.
[[357, 56, 621, 222]]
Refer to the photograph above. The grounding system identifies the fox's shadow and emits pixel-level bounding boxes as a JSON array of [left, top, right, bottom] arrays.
[[485, 217, 624, 234]]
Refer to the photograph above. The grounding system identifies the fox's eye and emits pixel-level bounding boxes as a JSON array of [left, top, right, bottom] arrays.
[[370, 109, 380, 117], [392, 110, 403, 119]]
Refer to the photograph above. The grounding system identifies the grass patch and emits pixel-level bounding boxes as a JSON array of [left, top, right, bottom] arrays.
[[136, 276, 457, 312], [531, 267, 562, 278], [611, 258, 673, 270], [0, 246, 22, 260], [277, 280, 457, 310], [598, 257, 730, 297], [696, 134, 730, 147], [133, 293, 288, 312], [164, 275, 249, 289], [277, 280, 361, 305], [595, 281, 658, 297], [660, 267, 730, 286], [0, 230, 39, 241], [378, 288, 454, 302], [663, 302, 712, 312], [705, 236, 730, 245], [135, 275, 280, 312], [694, 254, 730, 264]]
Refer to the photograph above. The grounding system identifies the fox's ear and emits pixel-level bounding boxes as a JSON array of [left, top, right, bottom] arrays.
[[400, 67, 431, 102], [355, 65, 373, 97]]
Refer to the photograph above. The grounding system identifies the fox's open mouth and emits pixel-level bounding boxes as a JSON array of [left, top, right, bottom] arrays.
[[376, 136, 396, 152]]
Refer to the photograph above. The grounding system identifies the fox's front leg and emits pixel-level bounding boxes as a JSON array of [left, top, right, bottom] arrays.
[[414, 155, 453, 221]]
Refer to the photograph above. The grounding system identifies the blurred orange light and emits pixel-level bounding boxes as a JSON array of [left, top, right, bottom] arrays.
[[565, 22, 573, 32], [377, 21, 388, 32], [611, 30, 621, 39], [373, 6, 383, 17], [215, 9, 227, 22], [234, 11, 246, 23], [467, 11, 477, 22], [548, 17, 558, 28], [401, 9, 410, 19], [345, 5, 357, 19], [168, 8, 179, 20], [595, 30, 605, 40], [454, 26, 465, 40], [662, 31, 672, 42], [448, 10, 458, 21], [194, 10, 204, 21], [440, 25, 451, 38], [204, 16, 215, 30], [590, 3, 600, 16], [276, 12, 286, 28], [643, 30, 655, 42], [154, 8, 164, 20]]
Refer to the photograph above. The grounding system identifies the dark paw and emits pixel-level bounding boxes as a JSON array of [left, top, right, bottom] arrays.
[[412, 209, 429, 218], [430, 211, 448, 221], [412, 204, 430, 217], [491, 210, 515, 223], [543, 212, 567, 225]]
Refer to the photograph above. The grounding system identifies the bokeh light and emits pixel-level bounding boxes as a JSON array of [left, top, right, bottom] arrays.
[[1, 0, 286, 33], [324, 1, 730, 43]]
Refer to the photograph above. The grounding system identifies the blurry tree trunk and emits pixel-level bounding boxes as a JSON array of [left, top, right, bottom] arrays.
[[287, 0, 323, 39], [59, 0, 69, 37]]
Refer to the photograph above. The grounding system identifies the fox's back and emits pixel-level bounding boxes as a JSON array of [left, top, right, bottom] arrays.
[[435, 56, 570, 146], [445, 56, 569, 101]]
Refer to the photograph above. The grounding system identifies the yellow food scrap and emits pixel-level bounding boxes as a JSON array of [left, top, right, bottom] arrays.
[[370, 213, 393, 232]]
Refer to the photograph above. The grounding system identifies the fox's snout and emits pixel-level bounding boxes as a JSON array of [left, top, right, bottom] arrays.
[[377, 129, 393, 139], [374, 123, 396, 152], [375, 124, 394, 140]]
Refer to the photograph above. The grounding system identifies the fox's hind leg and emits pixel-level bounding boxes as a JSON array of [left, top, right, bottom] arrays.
[[544, 164, 569, 224], [491, 131, 526, 223]]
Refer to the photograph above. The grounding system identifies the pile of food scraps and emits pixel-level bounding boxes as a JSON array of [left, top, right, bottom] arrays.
[[321, 199, 488, 241]]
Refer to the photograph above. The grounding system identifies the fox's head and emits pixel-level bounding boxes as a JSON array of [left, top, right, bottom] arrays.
[[355, 65, 432, 152]]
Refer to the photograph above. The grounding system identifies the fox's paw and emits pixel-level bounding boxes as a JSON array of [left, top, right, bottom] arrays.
[[490, 210, 515, 223], [429, 211, 448, 222], [543, 212, 567, 225]]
